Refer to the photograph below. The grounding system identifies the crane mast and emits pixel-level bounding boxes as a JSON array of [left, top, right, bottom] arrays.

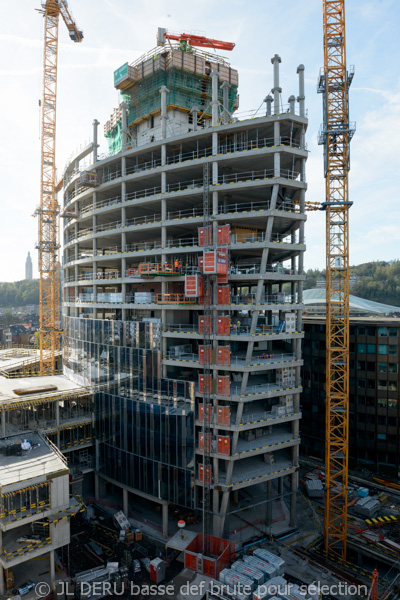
[[318, 0, 355, 561], [37, 0, 83, 375]]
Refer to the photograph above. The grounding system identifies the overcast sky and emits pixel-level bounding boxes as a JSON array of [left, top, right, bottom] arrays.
[[1, 0, 399, 281]]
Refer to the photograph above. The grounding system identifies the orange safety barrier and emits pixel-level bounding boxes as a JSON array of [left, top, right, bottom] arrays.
[[216, 316, 230, 335], [199, 403, 212, 423], [217, 346, 230, 366], [217, 406, 230, 425], [156, 293, 197, 305], [199, 316, 212, 334], [217, 436, 230, 456], [217, 225, 230, 245], [199, 374, 212, 394], [217, 376, 230, 396], [198, 432, 212, 452], [139, 262, 181, 276], [198, 226, 212, 246], [199, 464, 212, 484], [199, 345, 212, 364]]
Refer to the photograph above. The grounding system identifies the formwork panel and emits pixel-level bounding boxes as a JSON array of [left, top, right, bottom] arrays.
[[217, 406, 230, 426], [217, 376, 230, 396], [217, 346, 230, 366], [216, 316, 230, 335], [217, 286, 230, 305], [217, 225, 230, 245], [199, 345, 212, 364], [217, 436, 230, 456], [199, 316, 211, 334], [198, 403, 212, 423], [199, 374, 212, 394]]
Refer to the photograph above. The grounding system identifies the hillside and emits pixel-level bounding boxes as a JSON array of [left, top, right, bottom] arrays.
[[0, 279, 39, 308], [304, 260, 400, 307]]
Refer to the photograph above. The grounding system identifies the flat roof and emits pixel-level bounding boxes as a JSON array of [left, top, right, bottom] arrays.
[[0, 374, 91, 409], [0, 432, 68, 488], [304, 315, 400, 324]]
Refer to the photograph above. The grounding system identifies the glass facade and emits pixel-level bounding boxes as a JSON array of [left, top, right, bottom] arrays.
[[64, 316, 195, 507]]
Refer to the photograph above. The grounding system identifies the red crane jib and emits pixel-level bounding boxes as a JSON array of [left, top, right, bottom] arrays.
[[164, 33, 235, 51]]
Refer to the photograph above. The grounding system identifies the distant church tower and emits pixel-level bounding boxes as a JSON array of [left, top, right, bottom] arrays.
[[25, 252, 33, 280]]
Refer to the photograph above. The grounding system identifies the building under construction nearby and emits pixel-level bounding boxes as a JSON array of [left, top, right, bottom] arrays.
[[61, 34, 308, 541]]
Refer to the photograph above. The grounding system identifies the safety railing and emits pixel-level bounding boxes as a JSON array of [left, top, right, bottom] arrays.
[[126, 158, 162, 175], [167, 206, 204, 220], [240, 408, 299, 425], [156, 294, 197, 305], [231, 231, 300, 245], [125, 185, 162, 202], [218, 167, 303, 185], [230, 264, 299, 275], [166, 146, 213, 165], [230, 382, 299, 397], [220, 461, 295, 486], [166, 178, 203, 193], [231, 293, 297, 305], [139, 263, 182, 276], [235, 434, 299, 456], [79, 194, 122, 216], [219, 198, 300, 215]]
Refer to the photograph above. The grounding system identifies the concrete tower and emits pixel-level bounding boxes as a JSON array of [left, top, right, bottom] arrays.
[[62, 40, 308, 541], [25, 251, 33, 280]]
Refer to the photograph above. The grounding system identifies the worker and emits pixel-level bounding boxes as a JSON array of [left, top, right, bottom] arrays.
[[174, 259, 179, 272], [237, 320, 241, 332]]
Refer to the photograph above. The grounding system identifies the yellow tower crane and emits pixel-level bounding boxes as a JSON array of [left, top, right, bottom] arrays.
[[36, 0, 83, 375], [317, 0, 355, 561]]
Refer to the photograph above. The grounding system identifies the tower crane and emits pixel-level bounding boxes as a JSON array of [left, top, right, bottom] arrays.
[[318, 0, 355, 561], [36, 0, 83, 375]]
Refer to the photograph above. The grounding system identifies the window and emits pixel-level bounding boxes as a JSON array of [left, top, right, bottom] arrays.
[[367, 380, 375, 390], [377, 416, 386, 425], [388, 398, 398, 408], [358, 379, 366, 389], [389, 364, 398, 374], [357, 361, 366, 371], [389, 327, 398, 337], [367, 327, 375, 336], [389, 345, 398, 355], [367, 344, 376, 354], [388, 417, 397, 426], [358, 326, 366, 335], [378, 363, 387, 373], [378, 327, 388, 337], [378, 397, 387, 408], [378, 344, 387, 355], [357, 343, 366, 353], [367, 361, 375, 372], [388, 381, 398, 392], [378, 380, 387, 390], [377, 433, 387, 440], [357, 396, 365, 406]]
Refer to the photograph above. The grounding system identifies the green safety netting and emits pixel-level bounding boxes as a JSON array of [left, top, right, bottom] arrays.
[[105, 67, 238, 155]]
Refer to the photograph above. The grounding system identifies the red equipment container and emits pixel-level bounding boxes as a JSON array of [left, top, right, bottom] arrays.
[[199, 345, 212, 364], [217, 286, 230, 305], [199, 374, 212, 394], [198, 226, 212, 246], [216, 316, 230, 335], [217, 436, 230, 456], [216, 225, 230, 245], [217, 406, 230, 425], [217, 376, 230, 396], [199, 315, 211, 334], [217, 346, 230, 366]]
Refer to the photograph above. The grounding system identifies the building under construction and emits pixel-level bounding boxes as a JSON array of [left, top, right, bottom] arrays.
[[61, 34, 308, 541]]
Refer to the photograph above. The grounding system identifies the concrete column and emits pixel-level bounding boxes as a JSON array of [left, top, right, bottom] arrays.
[[297, 64, 305, 118], [93, 119, 99, 163], [220, 81, 231, 124], [212, 131, 218, 156], [1, 411, 6, 437], [160, 86, 169, 140], [266, 480, 273, 526], [121, 206, 126, 227], [122, 181, 126, 202], [278, 477, 284, 496], [55, 401, 60, 427], [289, 472, 297, 527], [211, 70, 219, 126], [288, 95, 296, 114], [121, 232, 126, 254], [50, 549, 55, 583], [121, 156, 126, 177], [161, 144, 166, 166], [190, 106, 199, 131], [0, 563, 4, 596], [121, 102, 128, 152], [123, 488, 128, 516], [162, 503, 169, 537], [271, 54, 282, 115], [264, 95, 273, 116]]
